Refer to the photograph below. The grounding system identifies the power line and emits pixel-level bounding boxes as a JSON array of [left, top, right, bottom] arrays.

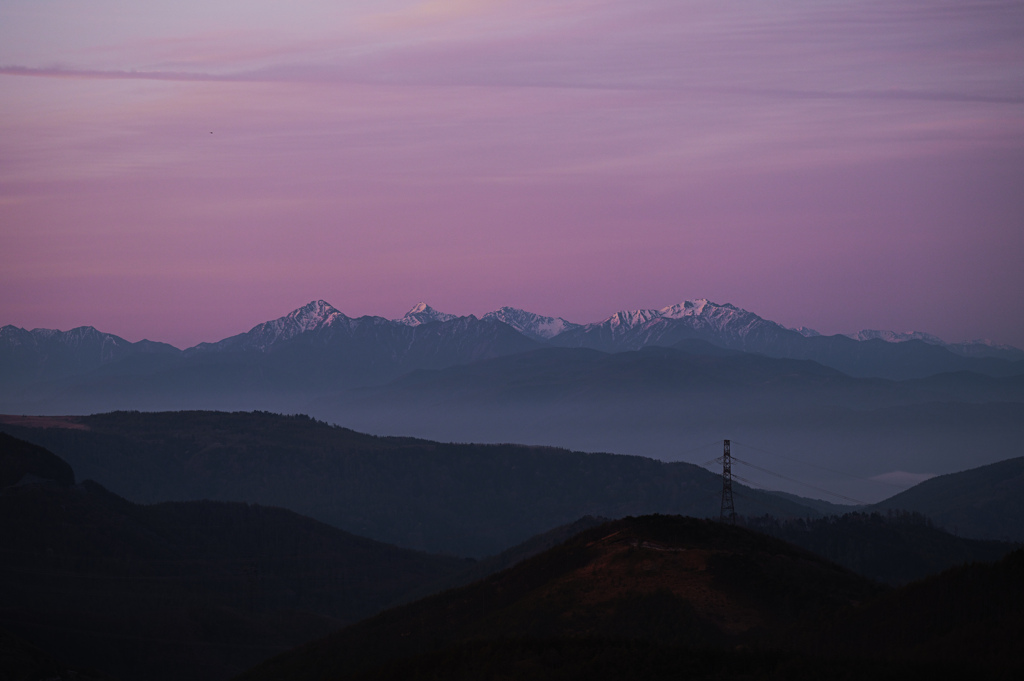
[[730, 439, 906, 489], [731, 455, 867, 505]]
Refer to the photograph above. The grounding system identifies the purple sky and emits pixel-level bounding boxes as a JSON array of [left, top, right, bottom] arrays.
[[2, 0, 1023, 350]]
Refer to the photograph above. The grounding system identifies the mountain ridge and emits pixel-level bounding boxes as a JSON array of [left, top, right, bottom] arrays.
[[7, 297, 1021, 358], [3, 299, 1022, 419]]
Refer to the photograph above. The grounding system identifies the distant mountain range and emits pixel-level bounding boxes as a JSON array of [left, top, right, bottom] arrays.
[[2, 298, 1022, 412], [3, 298, 1021, 390], [3, 299, 1023, 501]]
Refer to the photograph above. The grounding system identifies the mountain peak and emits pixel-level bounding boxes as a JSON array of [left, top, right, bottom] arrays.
[[293, 299, 338, 318], [397, 303, 457, 327], [197, 300, 350, 352], [658, 299, 712, 318], [482, 307, 579, 340]]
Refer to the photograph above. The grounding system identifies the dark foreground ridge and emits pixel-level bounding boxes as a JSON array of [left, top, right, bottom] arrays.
[[3, 427, 1022, 680], [0, 433, 471, 681], [238, 514, 1024, 681]]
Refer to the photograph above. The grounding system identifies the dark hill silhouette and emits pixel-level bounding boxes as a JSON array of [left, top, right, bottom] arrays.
[[0, 433, 470, 681], [742, 511, 1016, 585], [0, 411, 821, 557], [0, 628, 115, 681], [821, 547, 1024, 669], [871, 456, 1024, 541], [0, 430, 74, 487], [236, 515, 885, 681], [237, 516, 1024, 681]]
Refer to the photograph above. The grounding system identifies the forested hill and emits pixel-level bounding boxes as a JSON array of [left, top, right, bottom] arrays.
[[0, 410, 821, 557]]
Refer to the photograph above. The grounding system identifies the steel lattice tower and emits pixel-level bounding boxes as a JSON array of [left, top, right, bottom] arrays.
[[720, 439, 736, 523]]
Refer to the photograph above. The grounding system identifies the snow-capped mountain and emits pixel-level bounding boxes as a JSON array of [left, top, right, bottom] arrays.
[[191, 299, 354, 353], [482, 307, 579, 341], [4, 298, 1023, 411], [395, 303, 457, 327], [550, 299, 791, 353], [791, 327, 821, 338]]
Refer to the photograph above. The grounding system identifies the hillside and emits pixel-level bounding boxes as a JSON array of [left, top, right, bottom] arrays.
[[743, 511, 1016, 585], [0, 430, 75, 487], [0, 411, 821, 557], [871, 456, 1024, 541], [236, 515, 885, 681], [237, 515, 1024, 681], [0, 433, 471, 681], [821, 547, 1024, 669]]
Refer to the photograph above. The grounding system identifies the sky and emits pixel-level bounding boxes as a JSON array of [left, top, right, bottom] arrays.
[[2, 0, 1023, 350]]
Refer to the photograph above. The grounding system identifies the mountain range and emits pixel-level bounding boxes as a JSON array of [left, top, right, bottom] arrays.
[[3, 299, 1021, 391], [3, 299, 1023, 502]]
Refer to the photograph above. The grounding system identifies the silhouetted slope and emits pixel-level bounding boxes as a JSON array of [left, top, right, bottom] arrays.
[[0, 430, 74, 487], [743, 511, 1016, 585], [872, 456, 1024, 541], [0, 411, 820, 557], [0, 434, 471, 681], [403, 516, 611, 602], [821, 548, 1024, 669], [0, 628, 116, 681], [236, 515, 882, 681]]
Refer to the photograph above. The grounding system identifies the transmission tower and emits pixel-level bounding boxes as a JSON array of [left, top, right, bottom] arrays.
[[720, 439, 736, 524]]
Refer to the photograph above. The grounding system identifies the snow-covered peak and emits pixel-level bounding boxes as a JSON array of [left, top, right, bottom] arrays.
[[658, 299, 712, 318], [603, 309, 660, 330], [286, 300, 344, 331], [590, 300, 755, 335], [792, 326, 821, 338], [223, 300, 349, 351], [396, 303, 457, 327], [846, 329, 945, 345], [482, 307, 579, 340]]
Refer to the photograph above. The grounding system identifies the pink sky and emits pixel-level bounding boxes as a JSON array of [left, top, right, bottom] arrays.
[[2, 0, 1023, 349]]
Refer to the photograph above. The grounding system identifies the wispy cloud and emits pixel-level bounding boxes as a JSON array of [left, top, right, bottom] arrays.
[[0, 65, 238, 81]]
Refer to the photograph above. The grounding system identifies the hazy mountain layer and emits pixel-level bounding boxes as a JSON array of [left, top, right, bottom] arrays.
[[313, 346, 1024, 504], [0, 411, 821, 557]]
